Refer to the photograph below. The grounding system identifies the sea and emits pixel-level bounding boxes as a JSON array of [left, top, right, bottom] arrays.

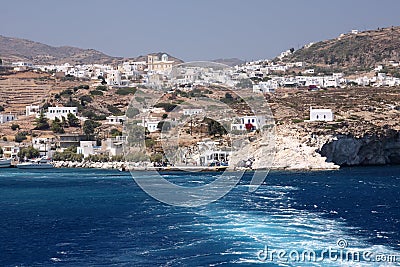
[[0, 167, 399, 266]]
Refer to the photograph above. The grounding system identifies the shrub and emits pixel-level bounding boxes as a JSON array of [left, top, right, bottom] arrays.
[[81, 110, 106, 121], [90, 90, 104, 96], [116, 87, 137, 95], [15, 132, 28, 143], [60, 89, 73, 97], [18, 146, 40, 159], [11, 124, 20, 131], [53, 146, 84, 161], [79, 95, 93, 104], [154, 102, 177, 112], [292, 119, 303, 123], [107, 105, 123, 116], [77, 84, 89, 90], [110, 128, 122, 137], [96, 85, 108, 91], [0, 105, 4, 112]]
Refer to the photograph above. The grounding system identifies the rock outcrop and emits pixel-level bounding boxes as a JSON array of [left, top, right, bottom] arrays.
[[319, 131, 400, 166]]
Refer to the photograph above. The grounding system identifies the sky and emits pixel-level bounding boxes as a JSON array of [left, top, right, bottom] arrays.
[[2, 0, 400, 62]]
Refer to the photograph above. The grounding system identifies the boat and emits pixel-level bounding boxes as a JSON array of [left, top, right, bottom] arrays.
[[17, 157, 54, 169], [0, 158, 12, 168]]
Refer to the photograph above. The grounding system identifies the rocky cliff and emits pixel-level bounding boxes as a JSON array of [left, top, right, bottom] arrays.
[[319, 130, 400, 166]]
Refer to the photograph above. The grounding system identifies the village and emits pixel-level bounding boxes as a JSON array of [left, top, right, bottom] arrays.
[[1, 29, 400, 169]]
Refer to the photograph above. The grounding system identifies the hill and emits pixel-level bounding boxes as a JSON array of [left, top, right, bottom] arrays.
[[212, 58, 245, 67], [0, 35, 183, 65], [0, 35, 121, 65], [281, 26, 400, 72]]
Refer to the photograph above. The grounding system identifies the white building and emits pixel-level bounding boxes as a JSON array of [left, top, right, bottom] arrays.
[[253, 81, 278, 93], [103, 136, 126, 157], [309, 107, 334, 122], [32, 137, 55, 157], [231, 115, 266, 131], [26, 105, 40, 116], [77, 141, 98, 158], [183, 108, 203, 116], [106, 70, 121, 86], [138, 118, 160, 133], [45, 107, 78, 120], [0, 113, 17, 124], [106, 115, 126, 124], [197, 140, 231, 166], [2, 145, 19, 159]]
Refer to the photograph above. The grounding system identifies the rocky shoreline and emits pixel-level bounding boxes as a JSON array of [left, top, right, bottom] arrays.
[[53, 160, 339, 171]]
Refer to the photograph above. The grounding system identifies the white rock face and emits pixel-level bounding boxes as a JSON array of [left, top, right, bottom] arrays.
[[271, 126, 339, 170], [231, 125, 339, 170]]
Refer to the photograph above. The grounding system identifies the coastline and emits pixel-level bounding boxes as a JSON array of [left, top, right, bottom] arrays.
[[52, 160, 340, 171]]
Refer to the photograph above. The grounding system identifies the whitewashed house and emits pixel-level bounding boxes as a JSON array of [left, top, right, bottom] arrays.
[[103, 136, 126, 157], [0, 113, 17, 124], [106, 115, 126, 124], [77, 141, 98, 158], [197, 140, 231, 166], [323, 77, 339, 87], [309, 107, 334, 121], [138, 118, 160, 133], [32, 137, 55, 157], [183, 108, 203, 116], [106, 70, 121, 86], [2, 145, 19, 159], [45, 107, 78, 120], [26, 105, 40, 116], [231, 115, 266, 131], [253, 81, 277, 93]]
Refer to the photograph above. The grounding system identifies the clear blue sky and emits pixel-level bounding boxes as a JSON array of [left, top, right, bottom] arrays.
[[2, 0, 400, 61]]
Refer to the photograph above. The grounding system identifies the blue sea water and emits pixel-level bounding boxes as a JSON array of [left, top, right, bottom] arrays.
[[0, 167, 399, 266]]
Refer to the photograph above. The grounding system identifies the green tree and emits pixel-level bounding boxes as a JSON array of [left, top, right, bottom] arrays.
[[0, 105, 4, 112], [53, 146, 83, 161], [18, 146, 40, 159], [11, 124, 20, 131], [0, 146, 3, 156], [110, 128, 122, 137], [51, 117, 65, 133], [204, 118, 227, 137], [83, 119, 101, 137], [14, 132, 28, 143], [35, 111, 50, 130], [67, 113, 80, 127]]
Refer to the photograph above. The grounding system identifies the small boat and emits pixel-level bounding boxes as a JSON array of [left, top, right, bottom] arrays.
[[17, 157, 54, 169], [0, 158, 12, 168]]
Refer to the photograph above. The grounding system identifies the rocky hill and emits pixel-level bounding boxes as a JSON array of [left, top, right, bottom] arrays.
[[281, 26, 400, 72], [0, 35, 120, 65], [212, 58, 245, 67], [0, 35, 183, 65]]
